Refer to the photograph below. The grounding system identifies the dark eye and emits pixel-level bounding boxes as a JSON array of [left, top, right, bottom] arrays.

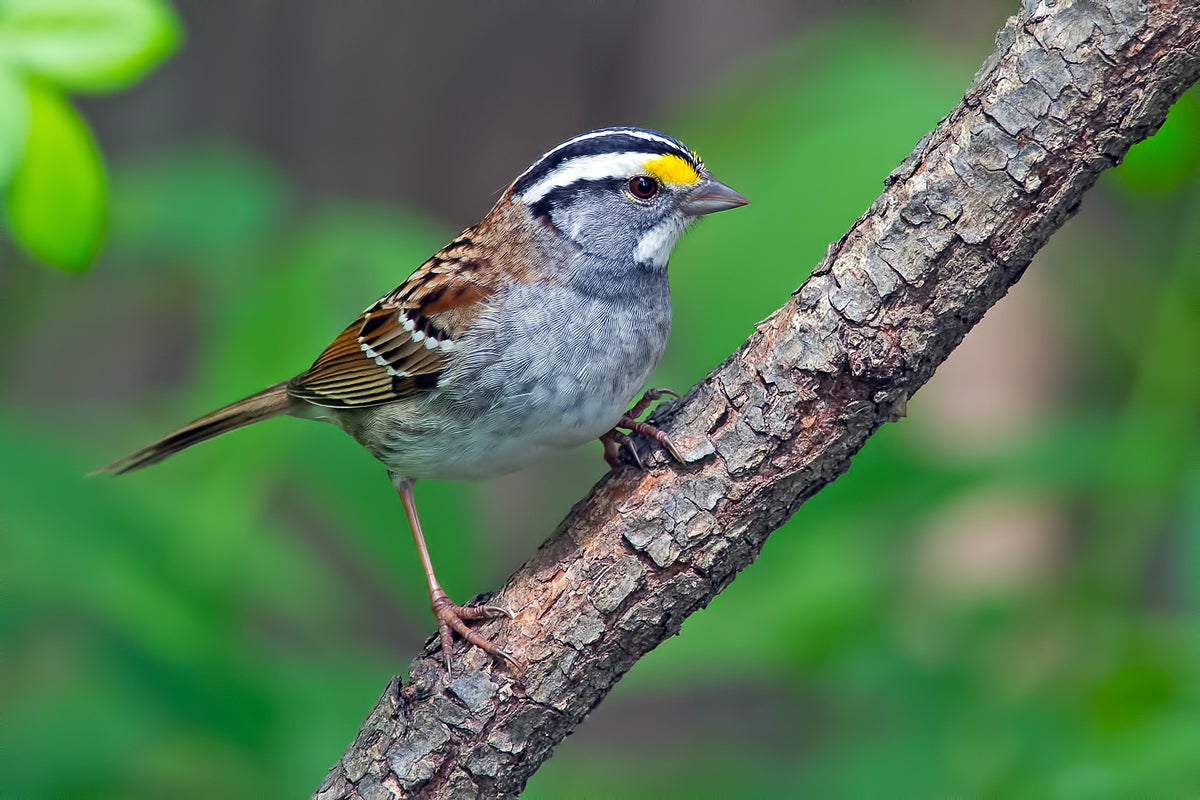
[[628, 175, 659, 200]]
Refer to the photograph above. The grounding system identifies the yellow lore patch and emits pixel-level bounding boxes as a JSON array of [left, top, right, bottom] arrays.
[[642, 153, 700, 185]]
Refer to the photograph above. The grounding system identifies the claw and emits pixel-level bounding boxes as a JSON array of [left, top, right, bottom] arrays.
[[625, 387, 679, 420], [600, 428, 643, 469], [431, 591, 520, 677], [478, 603, 515, 620], [598, 388, 683, 470]]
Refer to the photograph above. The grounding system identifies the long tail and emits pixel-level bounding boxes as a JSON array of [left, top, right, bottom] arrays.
[[96, 381, 293, 476]]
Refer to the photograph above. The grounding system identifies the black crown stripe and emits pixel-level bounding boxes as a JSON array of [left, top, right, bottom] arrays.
[[511, 128, 697, 197]]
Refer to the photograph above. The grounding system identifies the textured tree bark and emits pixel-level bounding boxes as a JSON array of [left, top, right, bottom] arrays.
[[315, 2, 1200, 797]]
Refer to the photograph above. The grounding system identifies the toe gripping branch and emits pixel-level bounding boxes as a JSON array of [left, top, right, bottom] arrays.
[[429, 589, 518, 675], [600, 388, 684, 470]]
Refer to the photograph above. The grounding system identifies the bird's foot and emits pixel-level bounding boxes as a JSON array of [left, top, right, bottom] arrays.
[[430, 589, 519, 676], [600, 388, 683, 470]]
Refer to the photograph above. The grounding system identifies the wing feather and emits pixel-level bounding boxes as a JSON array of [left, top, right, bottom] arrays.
[[287, 243, 494, 409]]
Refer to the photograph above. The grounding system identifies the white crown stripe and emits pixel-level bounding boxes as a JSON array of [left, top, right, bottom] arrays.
[[518, 152, 662, 204], [538, 128, 679, 160], [536, 128, 677, 160]]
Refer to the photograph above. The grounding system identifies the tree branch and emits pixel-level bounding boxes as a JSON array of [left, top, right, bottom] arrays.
[[315, 2, 1200, 797]]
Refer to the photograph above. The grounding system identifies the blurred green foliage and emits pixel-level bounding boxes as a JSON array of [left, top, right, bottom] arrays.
[[0, 0, 179, 270], [2, 15, 1199, 800]]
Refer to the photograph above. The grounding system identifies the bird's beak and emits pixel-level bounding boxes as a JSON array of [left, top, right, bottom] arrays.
[[681, 174, 749, 216]]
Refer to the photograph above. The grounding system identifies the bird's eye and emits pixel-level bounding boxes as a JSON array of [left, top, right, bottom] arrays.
[[628, 176, 659, 200]]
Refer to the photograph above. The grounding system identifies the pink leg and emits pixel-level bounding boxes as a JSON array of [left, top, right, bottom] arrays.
[[397, 480, 517, 674]]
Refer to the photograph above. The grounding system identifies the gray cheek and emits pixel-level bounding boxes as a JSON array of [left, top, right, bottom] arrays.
[[552, 199, 644, 259]]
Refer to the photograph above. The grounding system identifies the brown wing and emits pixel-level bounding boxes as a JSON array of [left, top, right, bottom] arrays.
[[288, 236, 493, 409]]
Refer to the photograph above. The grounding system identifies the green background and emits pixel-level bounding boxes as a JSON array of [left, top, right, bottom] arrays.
[[3, 3, 1199, 798]]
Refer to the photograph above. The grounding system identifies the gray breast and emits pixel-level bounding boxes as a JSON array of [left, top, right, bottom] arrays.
[[452, 277, 671, 444], [352, 273, 672, 481]]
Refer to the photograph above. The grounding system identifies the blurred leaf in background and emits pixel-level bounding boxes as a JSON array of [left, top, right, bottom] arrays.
[[0, 0, 179, 271]]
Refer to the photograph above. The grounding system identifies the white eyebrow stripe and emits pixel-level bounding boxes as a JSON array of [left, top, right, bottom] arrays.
[[518, 152, 658, 204]]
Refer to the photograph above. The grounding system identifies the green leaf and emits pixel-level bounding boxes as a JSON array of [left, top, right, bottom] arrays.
[[2, 81, 106, 270], [0, 66, 27, 184], [0, 0, 180, 93]]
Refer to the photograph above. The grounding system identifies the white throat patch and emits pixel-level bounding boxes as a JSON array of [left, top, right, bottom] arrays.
[[634, 217, 687, 267]]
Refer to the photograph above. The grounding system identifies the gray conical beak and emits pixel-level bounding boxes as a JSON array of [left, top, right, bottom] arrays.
[[682, 175, 749, 216]]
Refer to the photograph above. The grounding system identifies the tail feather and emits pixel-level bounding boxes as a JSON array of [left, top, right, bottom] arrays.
[[96, 381, 293, 476]]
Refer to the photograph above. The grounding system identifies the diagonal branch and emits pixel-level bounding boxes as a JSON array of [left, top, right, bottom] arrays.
[[315, 2, 1200, 798]]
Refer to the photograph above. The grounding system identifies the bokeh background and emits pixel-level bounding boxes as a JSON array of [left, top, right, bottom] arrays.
[[4, 1, 1199, 798]]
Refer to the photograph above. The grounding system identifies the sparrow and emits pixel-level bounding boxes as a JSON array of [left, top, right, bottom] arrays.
[[100, 127, 748, 671]]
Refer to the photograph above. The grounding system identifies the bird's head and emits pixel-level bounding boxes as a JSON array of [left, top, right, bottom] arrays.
[[507, 127, 748, 272]]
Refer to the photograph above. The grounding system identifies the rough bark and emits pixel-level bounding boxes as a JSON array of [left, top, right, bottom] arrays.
[[315, 2, 1200, 797]]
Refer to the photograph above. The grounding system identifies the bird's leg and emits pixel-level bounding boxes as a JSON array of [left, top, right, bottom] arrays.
[[396, 479, 517, 674], [599, 387, 683, 469], [625, 387, 678, 420]]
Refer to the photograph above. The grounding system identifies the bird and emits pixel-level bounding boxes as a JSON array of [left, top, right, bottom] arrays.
[[99, 127, 748, 672]]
